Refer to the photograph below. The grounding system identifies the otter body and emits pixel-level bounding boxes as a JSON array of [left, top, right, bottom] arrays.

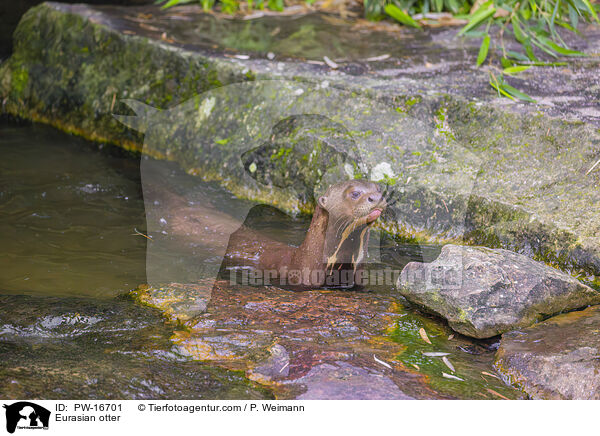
[[224, 180, 386, 289]]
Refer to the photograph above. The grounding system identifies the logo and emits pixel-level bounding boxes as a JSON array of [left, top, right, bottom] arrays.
[[3, 402, 50, 433]]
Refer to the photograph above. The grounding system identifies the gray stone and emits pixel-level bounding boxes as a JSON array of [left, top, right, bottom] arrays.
[[398, 244, 600, 338], [495, 305, 600, 399]]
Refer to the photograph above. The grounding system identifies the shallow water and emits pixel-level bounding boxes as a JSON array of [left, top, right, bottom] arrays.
[[0, 122, 147, 298]]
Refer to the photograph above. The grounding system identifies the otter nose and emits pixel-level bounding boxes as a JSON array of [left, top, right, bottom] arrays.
[[367, 192, 382, 203]]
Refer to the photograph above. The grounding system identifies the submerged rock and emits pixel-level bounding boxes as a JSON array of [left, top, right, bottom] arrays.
[[130, 280, 523, 400], [293, 362, 413, 400], [0, 294, 272, 399], [495, 305, 600, 399], [398, 245, 600, 338]]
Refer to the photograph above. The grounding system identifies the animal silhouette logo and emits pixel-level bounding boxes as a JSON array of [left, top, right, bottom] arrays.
[[3, 402, 50, 434]]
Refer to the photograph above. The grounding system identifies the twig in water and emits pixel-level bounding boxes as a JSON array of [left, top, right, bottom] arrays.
[[132, 228, 153, 240]]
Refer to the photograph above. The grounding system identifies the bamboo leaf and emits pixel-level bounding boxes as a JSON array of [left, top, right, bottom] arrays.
[[490, 80, 516, 100], [506, 50, 530, 61], [501, 82, 536, 102], [503, 65, 532, 74], [538, 35, 586, 55], [384, 4, 422, 28], [550, 0, 561, 30], [531, 38, 559, 57], [458, 1, 497, 35], [519, 61, 567, 65], [489, 73, 535, 103], [501, 57, 514, 68], [419, 328, 432, 344], [568, 4, 579, 28], [524, 39, 538, 60], [477, 35, 491, 66], [580, 0, 599, 22], [161, 0, 196, 8], [512, 17, 527, 43]]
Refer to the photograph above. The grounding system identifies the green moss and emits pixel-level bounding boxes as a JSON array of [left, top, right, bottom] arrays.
[[11, 66, 28, 95]]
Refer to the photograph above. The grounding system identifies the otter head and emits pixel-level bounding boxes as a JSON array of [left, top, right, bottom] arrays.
[[317, 180, 387, 272], [318, 180, 386, 228]]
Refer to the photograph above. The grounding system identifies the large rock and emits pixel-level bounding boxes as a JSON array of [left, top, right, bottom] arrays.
[[1, 3, 600, 281], [495, 305, 600, 399], [398, 244, 600, 338]]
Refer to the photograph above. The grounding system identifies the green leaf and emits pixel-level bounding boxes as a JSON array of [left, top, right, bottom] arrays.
[[476, 35, 491, 66], [501, 57, 514, 68], [550, 0, 561, 30], [435, 0, 443, 12], [160, 0, 196, 8], [538, 36, 586, 56], [528, 0, 537, 14], [489, 77, 515, 100], [531, 38, 559, 57], [512, 17, 527, 43], [501, 82, 536, 102], [580, 0, 599, 22], [200, 0, 215, 10], [506, 50, 530, 61], [489, 73, 536, 103], [446, 0, 460, 13], [458, 1, 496, 36], [267, 0, 284, 11], [523, 39, 538, 60], [384, 4, 422, 28], [503, 65, 532, 75], [556, 20, 577, 33]]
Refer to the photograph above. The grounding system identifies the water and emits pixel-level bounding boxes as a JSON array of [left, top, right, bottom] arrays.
[[0, 121, 147, 298]]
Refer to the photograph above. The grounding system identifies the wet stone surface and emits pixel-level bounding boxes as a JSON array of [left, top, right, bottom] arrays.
[[132, 281, 523, 399], [0, 294, 273, 399], [495, 305, 600, 400], [398, 245, 600, 338]]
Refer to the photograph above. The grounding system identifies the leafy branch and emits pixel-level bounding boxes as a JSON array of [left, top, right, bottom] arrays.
[[379, 0, 599, 101]]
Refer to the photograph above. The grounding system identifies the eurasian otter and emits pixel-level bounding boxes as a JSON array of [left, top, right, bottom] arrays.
[[224, 180, 386, 288]]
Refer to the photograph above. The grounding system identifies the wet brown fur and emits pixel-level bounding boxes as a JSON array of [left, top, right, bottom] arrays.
[[224, 180, 386, 288]]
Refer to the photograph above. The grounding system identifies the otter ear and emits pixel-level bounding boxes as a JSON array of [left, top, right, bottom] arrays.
[[318, 195, 327, 209]]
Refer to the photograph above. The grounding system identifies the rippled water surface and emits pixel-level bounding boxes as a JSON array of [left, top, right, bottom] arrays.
[[0, 122, 147, 297]]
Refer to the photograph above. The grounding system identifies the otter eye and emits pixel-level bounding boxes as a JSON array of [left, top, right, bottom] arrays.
[[350, 190, 361, 200]]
